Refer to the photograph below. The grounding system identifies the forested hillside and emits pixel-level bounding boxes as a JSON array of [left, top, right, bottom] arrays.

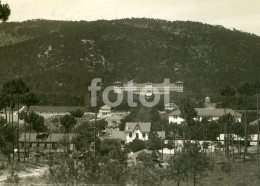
[[0, 18, 259, 105]]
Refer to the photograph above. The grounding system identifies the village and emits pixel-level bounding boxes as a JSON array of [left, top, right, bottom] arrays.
[[1, 1, 260, 185]]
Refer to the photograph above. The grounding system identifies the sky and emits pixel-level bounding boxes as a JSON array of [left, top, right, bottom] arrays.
[[3, 0, 260, 35]]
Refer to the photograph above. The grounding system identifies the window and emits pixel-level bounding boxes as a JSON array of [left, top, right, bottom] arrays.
[[44, 143, 47, 149], [142, 133, 146, 138], [52, 143, 56, 149], [129, 133, 132, 138], [136, 133, 139, 139], [21, 142, 24, 148]]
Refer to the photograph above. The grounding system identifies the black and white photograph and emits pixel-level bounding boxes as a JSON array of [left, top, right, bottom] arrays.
[[0, 0, 260, 185]]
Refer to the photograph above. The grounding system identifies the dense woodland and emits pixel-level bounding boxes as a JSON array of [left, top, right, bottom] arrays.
[[0, 18, 259, 106]]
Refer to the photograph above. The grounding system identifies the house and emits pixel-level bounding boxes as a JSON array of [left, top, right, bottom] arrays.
[[111, 130, 127, 142], [113, 81, 184, 94], [18, 133, 76, 153], [125, 122, 151, 143], [110, 122, 166, 143], [98, 105, 112, 118], [164, 103, 178, 111], [106, 114, 123, 127], [169, 108, 242, 124]]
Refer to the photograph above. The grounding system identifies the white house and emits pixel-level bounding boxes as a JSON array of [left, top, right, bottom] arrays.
[[169, 108, 242, 124], [125, 122, 151, 143], [98, 105, 112, 118]]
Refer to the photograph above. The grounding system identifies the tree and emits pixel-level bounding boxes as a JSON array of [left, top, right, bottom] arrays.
[[2, 79, 18, 162], [127, 139, 146, 152], [179, 97, 197, 149], [220, 85, 235, 159], [237, 82, 254, 162], [20, 92, 39, 161], [167, 140, 174, 155], [218, 113, 234, 159], [25, 111, 46, 162], [167, 151, 189, 186], [128, 160, 164, 186], [185, 142, 210, 186], [0, 0, 11, 22], [99, 138, 127, 164], [147, 132, 164, 154], [253, 80, 260, 166], [73, 121, 101, 154], [60, 114, 76, 152], [0, 117, 15, 163], [60, 114, 77, 134], [2, 78, 29, 162], [179, 97, 197, 125], [15, 78, 29, 162], [0, 93, 10, 122], [232, 122, 244, 159], [70, 109, 84, 118]]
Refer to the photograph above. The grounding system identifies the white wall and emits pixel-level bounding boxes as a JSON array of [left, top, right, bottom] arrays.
[[126, 128, 149, 143]]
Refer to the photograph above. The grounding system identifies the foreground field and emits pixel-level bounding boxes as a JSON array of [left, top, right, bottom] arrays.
[[1, 147, 260, 186]]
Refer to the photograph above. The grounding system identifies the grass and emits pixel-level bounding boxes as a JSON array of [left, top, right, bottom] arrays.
[[2, 147, 260, 185], [162, 150, 260, 186]]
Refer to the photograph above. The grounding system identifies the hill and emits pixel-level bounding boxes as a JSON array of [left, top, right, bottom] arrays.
[[0, 18, 259, 105]]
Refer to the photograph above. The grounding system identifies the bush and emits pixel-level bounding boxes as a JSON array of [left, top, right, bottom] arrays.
[[128, 139, 146, 152], [221, 162, 232, 175], [5, 169, 21, 184]]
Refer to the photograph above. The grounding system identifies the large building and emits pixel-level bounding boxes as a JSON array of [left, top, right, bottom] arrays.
[[168, 97, 242, 124], [113, 81, 184, 94], [169, 108, 242, 124], [19, 133, 76, 153]]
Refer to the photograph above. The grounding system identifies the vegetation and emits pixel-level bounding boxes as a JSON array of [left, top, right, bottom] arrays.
[[0, 18, 259, 107]]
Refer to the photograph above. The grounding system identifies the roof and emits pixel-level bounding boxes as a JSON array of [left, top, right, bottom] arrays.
[[111, 131, 126, 141], [0, 106, 23, 113], [157, 131, 166, 138], [28, 106, 87, 113], [114, 81, 123, 84], [19, 133, 76, 142], [250, 119, 260, 125], [106, 114, 123, 120], [175, 81, 184, 84], [169, 108, 242, 117], [124, 122, 151, 133], [164, 103, 178, 107], [100, 105, 111, 110]]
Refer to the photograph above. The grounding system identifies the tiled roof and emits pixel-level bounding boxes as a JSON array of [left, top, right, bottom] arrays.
[[19, 133, 76, 142], [28, 106, 87, 113], [111, 131, 126, 141], [169, 108, 242, 117], [124, 122, 151, 133]]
